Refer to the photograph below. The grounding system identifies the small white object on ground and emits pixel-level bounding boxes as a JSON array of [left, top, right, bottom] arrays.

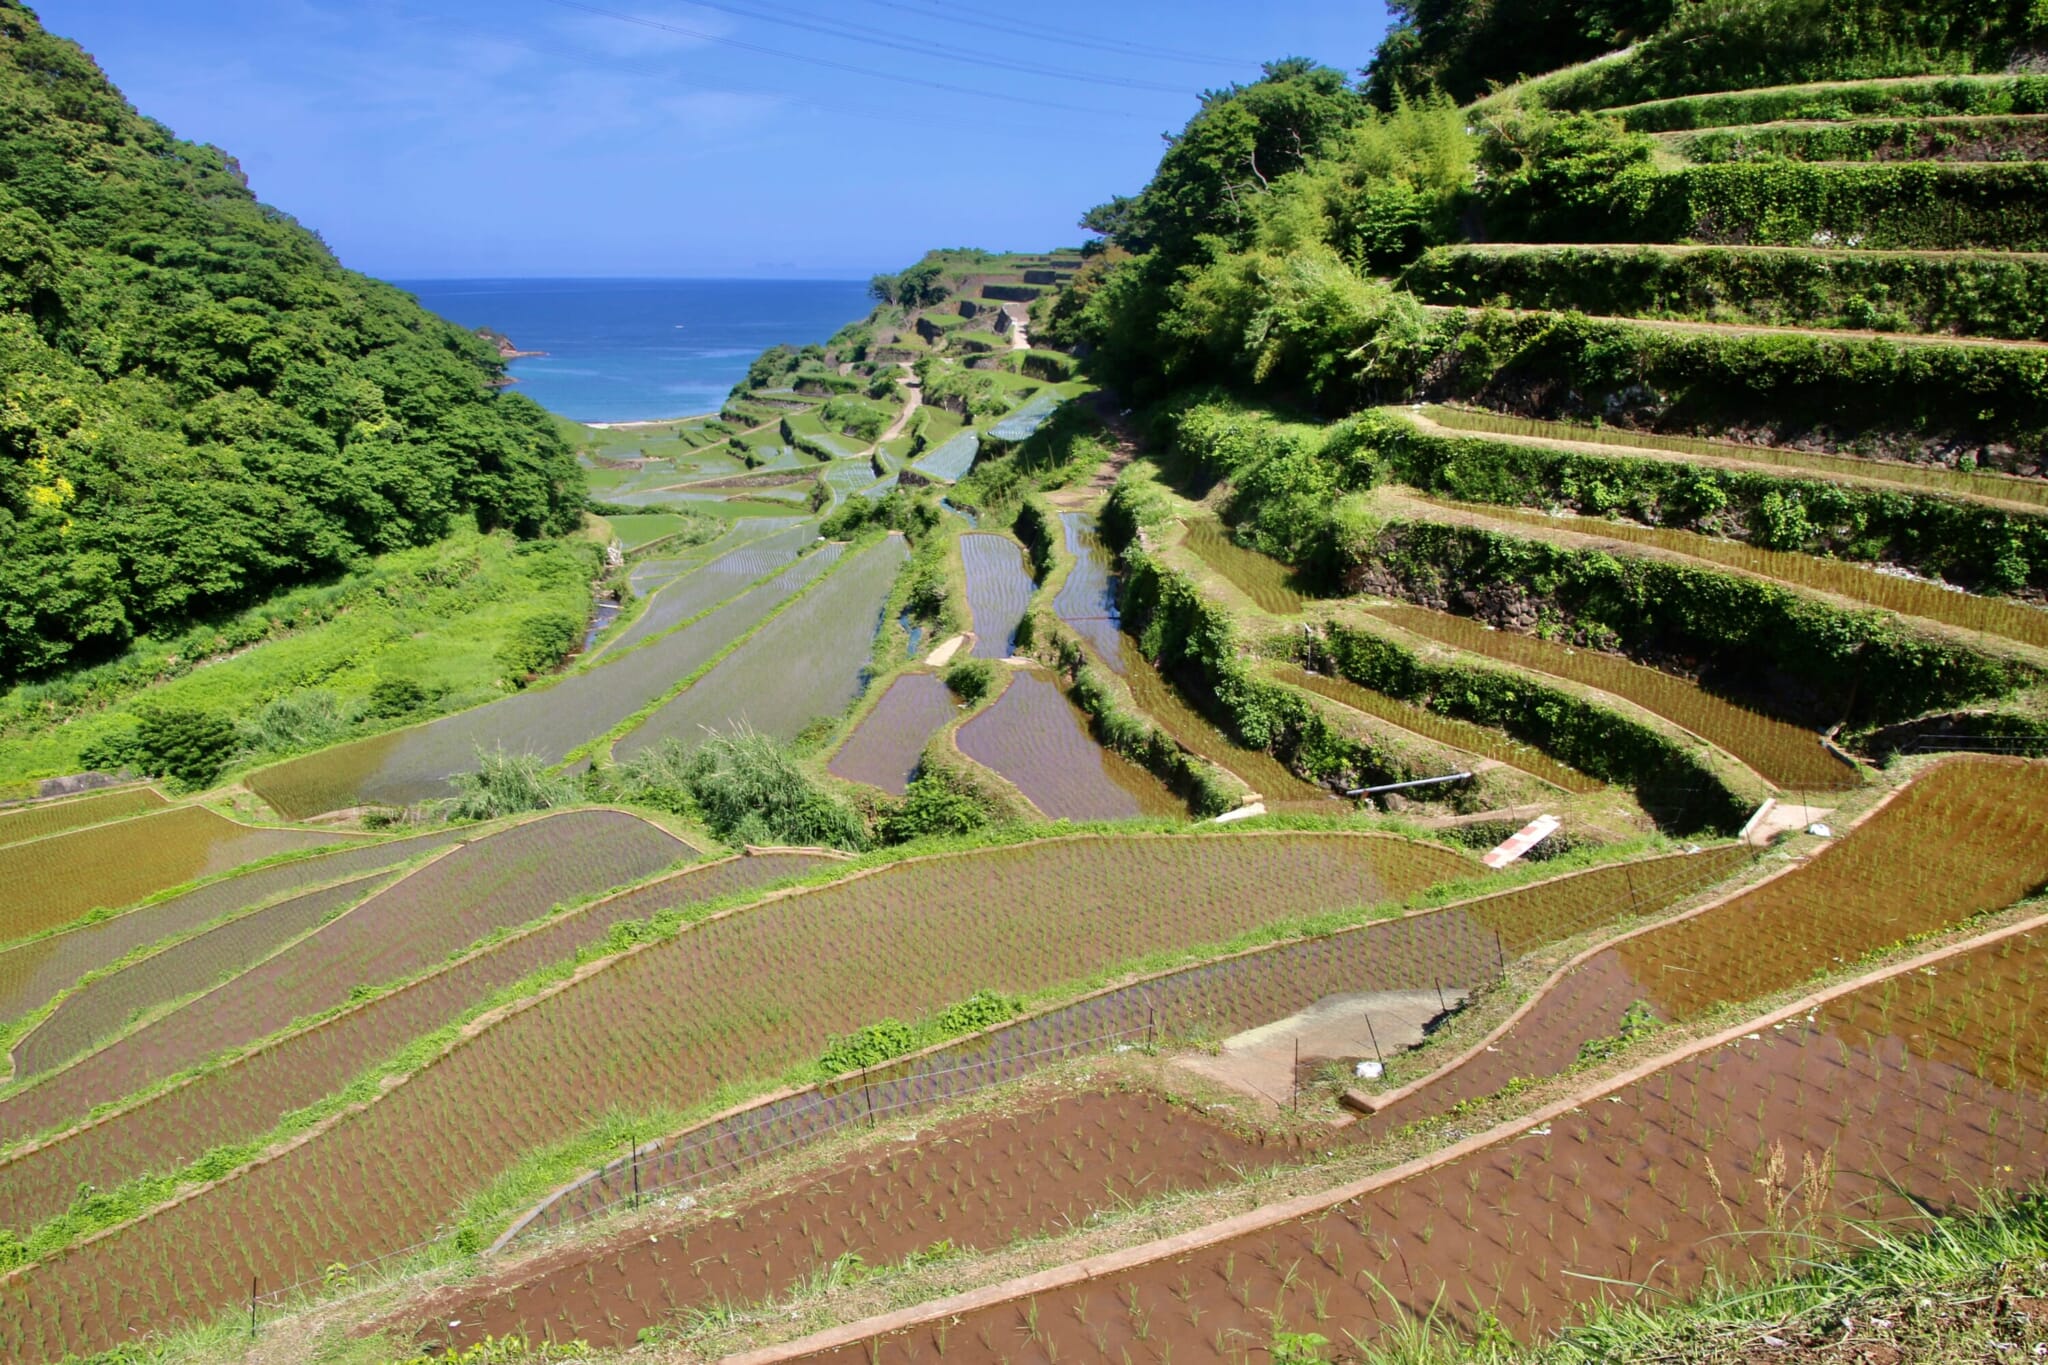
[[1211, 802, 1267, 825], [1807, 822, 1833, 837], [1355, 1060, 1384, 1080]]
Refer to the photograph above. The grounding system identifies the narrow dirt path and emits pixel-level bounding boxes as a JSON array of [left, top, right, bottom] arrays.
[[872, 363, 921, 450]]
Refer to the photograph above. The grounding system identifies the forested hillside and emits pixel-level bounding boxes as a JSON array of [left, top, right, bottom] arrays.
[[0, 2, 581, 683]]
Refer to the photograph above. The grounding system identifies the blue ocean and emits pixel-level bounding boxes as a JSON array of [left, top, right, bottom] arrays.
[[391, 278, 873, 424]]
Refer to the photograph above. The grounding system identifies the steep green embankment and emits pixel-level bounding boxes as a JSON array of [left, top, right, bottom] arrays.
[[0, 2, 581, 683]]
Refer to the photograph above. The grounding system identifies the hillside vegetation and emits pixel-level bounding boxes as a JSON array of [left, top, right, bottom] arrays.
[[0, 2, 581, 684]]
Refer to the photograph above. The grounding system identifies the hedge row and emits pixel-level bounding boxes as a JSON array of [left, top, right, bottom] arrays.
[[1400, 244, 2048, 341], [1580, 162, 2048, 252], [1348, 518, 2035, 726], [1668, 116, 2048, 164], [1030, 609, 1243, 817], [1362, 411, 2048, 591], [1308, 621, 1751, 835], [1117, 551, 1417, 793], [1417, 309, 2048, 465], [1607, 74, 2048, 132]]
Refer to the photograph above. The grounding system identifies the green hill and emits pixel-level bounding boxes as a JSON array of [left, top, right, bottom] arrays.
[[0, 1, 581, 684]]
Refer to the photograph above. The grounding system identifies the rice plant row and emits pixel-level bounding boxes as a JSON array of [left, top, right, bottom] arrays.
[[10, 871, 399, 1081], [0, 852, 836, 1242], [1429, 493, 2048, 652], [1377, 756, 2048, 1127], [602, 521, 818, 657], [247, 542, 838, 818], [1274, 664, 1604, 794], [1367, 604, 1858, 791], [614, 535, 908, 760], [0, 787, 166, 852], [0, 827, 468, 1028], [505, 845, 1751, 1245], [808, 922, 2048, 1362], [0, 808, 361, 944], [0, 832, 1475, 1361], [0, 811, 690, 1146], [1420, 404, 2048, 511]]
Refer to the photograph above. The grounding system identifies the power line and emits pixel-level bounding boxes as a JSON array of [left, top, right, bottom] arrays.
[[532, 0, 1168, 112], [574, 0, 1200, 94], [401, 4, 1070, 137], [843, 0, 1255, 71]]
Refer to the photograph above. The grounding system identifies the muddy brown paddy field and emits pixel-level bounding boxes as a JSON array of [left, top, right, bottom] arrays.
[[403, 1073, 1323, 1352]]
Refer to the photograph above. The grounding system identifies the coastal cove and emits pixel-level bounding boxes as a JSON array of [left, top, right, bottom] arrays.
[[396, 277, 872, 423]]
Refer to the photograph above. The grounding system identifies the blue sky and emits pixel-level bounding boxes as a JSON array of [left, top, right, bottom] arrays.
[[34, 1, 1389, 279]]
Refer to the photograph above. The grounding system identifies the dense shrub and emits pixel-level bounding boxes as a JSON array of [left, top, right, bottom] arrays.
[[662, 726, 869, 851], [1610, 73, 2048, 132], [446, 747, 583, 822], [495, 611, 583, 685], [943, 659, 996, 703], [0, 6, 582, 683], [1401, 243, 2048, 340]]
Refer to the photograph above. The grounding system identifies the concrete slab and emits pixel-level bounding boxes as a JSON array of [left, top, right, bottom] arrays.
[[1174, 987, 1466, 1110], [924, 634, 969, 667]]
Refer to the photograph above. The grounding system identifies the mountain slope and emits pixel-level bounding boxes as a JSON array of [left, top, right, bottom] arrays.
[[0, 2, 581, 682]]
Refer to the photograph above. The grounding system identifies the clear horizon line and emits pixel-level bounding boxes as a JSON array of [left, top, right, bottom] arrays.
[[382, 272, 876, 282]]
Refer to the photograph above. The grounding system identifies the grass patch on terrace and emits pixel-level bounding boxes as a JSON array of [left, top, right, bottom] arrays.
[[0, 529, 598, 787]]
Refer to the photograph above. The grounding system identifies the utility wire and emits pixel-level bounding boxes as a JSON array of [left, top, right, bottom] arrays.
[[536, 0, 1196, 97], [843, 0, 1255, 70], [402, 3, 1069, 136]]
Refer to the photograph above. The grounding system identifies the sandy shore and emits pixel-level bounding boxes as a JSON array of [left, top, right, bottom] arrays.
[[585, 411, 720, 430]]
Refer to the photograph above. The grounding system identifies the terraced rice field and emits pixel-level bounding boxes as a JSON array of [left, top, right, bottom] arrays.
[[0, 852, 835, 1240], [0, 787, 166, 850], [1371, 757, 2048, 1128], [0, 828, 468, 1026], [800, 923, 2048, 1362], [1113, 644, 1334, 807], [957, 670, 1185, 819], [1420, 405, 2048, 511], [0, 811, 689, 1143], [960, 533, 1034, 659], [416, 1083, 1313, 1351], [1180, 519, 1310, 615], [10, 871, 397, 1079], [249, 545, 840, 817], [1052, 513, 1123, 660], [1430, 495, 2048, 651], [987, 392, 1062, 443], [827, 673, 959, 795], [913, 430, 979, 482], [0, 832, 1477, 1359], [0, 808, 361, 941], [615, 535, 907, 759], [605, 522, 817, 655], [603, 513, 701, 550], [1367, 605, 1858, 791], [1274, 665, 1604, 793], [495, 846, 1748, 1250]]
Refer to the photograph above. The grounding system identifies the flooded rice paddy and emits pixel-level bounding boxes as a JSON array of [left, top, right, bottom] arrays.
[[247, 544, 838, 817], [0, 787, 167, 851], [956, 669, 1185, 819], [1275, 664, 1604, 793], [960, 533, 1034, 659], [1181, 519, 1311, 615], [1367, 604, 1859, 791], [0, 807, 359, 942], [1052, 512, 1123, 660], [0, 827, 467, 1024], [615, 535, 909, 760], [606, 521, 816, 656], [827, 673, 960, 794]]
